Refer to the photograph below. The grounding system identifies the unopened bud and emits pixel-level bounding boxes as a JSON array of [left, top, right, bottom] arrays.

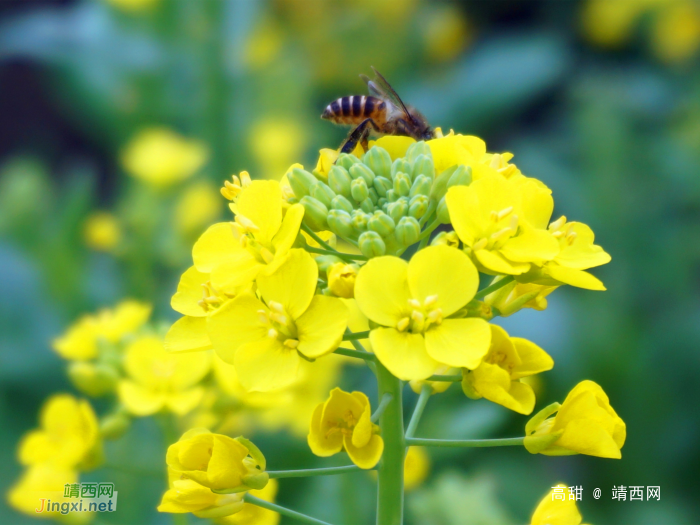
[[349, 163, 375, 185], [315, 254, 344, 277], [351, 177, 369, 203], [100, 411, 131, 440], [392, 158, 413, 180], [409, 194, 429, 219], [360, 197, 374, 213], [394, 172, 411, 197], [327, 210, 354, 238], [300, 196, 329, 231], [328, 165, 352, 199], [406, 141, 432, 163], [242, 471, 270, 491], [310, 181, 336, 208], [386, 199, 408, 223], [363, 146, 393, 179], [431, 231, 460, 248], [410, 174, 432, 198], [385, 189, 398, 202], [359, 231, 386, 258], [412, 154, 435, 181], [395, 216, 421, 246], [429, 164, 458, 200], [330, 194, 354, 214], [336, 153, 361, 171], [368, 211, 396, 237], [351, 210, 370, 232], [68, 362, 119, 397], [328, 262, 358, 298], [373, 176, 392, 198], [289, 168, 317, 198], [447, 165, 472, 188], [437, 196, 451, 224]]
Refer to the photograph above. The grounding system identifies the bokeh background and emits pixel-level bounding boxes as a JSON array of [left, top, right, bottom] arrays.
[[1, 0, 700, 524]]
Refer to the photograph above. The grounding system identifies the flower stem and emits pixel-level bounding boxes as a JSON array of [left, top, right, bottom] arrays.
[[243, 494, 334, 525], [343, 330, 370, 340], [404, 437, 525, 448], [334, 348, 376, 361], [371, 393, 393, 423], [267, 465, 364, 479], [405, 385, 432, 440], [375, 361, 404, 525], [417, 219, 440, 250], [425, 374, 462, 382], [305, 246, 367, 262], [474, 275, 515, 300], [301, 223, 336, 252]]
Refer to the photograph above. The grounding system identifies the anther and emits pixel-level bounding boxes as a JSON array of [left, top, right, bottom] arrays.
[[473, 238, 488, 251], [267, 328, 278, 339], [259, 247, 275, 264], [549, 216, 567, 231], [408, 299, 421, 309], [269, 301, 284, 313], [424, 295, 439, 307], [397, 317, 410, 332], [283, 339, 299, 349], [566, 232, 577, 245]]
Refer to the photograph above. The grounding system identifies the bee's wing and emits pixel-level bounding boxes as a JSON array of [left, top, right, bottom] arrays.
[[368, 67, 415, 122], [360, 74, 385, 99]]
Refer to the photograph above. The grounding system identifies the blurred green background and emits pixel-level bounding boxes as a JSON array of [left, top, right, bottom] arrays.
[[1, 0, 700, 524]]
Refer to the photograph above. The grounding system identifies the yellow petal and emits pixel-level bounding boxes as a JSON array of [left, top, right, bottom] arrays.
[[510, 338, 553, 379], [192, 222, 241, 273], [370, 329, 439, 381], [344, 433, 384, 469], [555, 419, 622, 458], [473, 364, 536, 415], [271, 203, 305, 254], [308, 403, 344, 456], [407, 245, 479, 316], [207, 435, 249, 489], [207, 294, 269, 363], [236, 180, 282, 246], [475, 248, 530, 275], [165, 316, 213, 353], [555, 222, 611, 270], [296, 295, 348, 358], [234, 338, 300, 392], [547, 264, 606, 291], [355, 256, 410, 327], [424, 318, 491, 369], [118, 380, 165, 416], [257, 249, 317, 319], [370, 136, 415, 159], [445, 185, 480, 245], [166, 387, 205, 415], [351, 402, 373, 448], [210, 253, 261, 292], [530, 485, 582, 525], [500, 229, 559, 263], [171, 266, 210, 317]]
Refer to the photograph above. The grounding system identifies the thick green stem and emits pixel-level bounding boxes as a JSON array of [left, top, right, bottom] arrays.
[[268, 465, 363, 479], [474, 275, 515, 300], [305, 246, 367, 262], [405, 385, 431, 440], [244, 494, 333, 525], [343, 330, 370, 340], [334, 347, 376, 361], [405, 437, 525, 448], [375, 362, 404, 525]]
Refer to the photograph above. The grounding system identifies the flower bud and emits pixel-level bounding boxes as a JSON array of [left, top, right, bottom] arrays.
[[409, 194, 429, 220], [447, 165, 472, 188], [406, 141, 432, 163], [429, 164, 458, 200], [351, 177, 369, 202], [395, 216, 421, 246], [394, 172, 411, 197], [409, 174, 432, 198], [328, 165, 352, 199], [288, 168, 317, 198], [327, 210, 355, 238], [68, 361, 119, 397], [386, 199, 408, 223], [351, 210, 370, 232], [336, 153, 361, 171], [363, 146, 392, 179], [349, 163, 375, 185], [328, 262, 358, 298], [431, 230, 460, 248], [411, 154, 435, 181], [300, 196, 329, 231], [359, 231, 386, 258], [368, 211, 396, 237], [392, 158, 413, 180], [100, 410, 131, 440], [373, 176, 392, 198], [367, 187, 379, 204], [330, 194, 354, 214], [377, 197, 388, 209], [436, 196, 451, 224], [360, 197, 375, 214], [310, 181, 336, 208], [315, 254, 344, 277], [385, 189, 398, 202]]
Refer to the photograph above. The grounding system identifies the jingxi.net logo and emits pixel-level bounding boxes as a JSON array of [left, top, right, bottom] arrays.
[[35, 482, 117, 515]]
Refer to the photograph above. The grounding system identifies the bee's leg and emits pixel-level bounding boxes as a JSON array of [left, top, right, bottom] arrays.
[[339, 118, 379, 155]]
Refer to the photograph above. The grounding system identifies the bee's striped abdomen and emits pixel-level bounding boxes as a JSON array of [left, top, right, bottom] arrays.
[[321, 96, 386, 126]]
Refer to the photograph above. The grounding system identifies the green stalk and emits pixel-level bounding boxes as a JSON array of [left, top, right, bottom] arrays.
[[425, 374, 462, 382], [405, 437, 525, 448], [375, 361, 404, 525], [474, 275, 515, 300], [244, 494, 333, 525], [405, 385, 431, 440], [267, 465, 363, 478], [343, 330, 370, 340], [371, 394, 393, 423], [305, 246, 367, 262], [334, 348, 376, 361]]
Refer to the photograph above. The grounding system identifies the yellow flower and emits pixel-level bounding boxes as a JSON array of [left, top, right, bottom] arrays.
[[7, 464, 77, 517], [354, 245, 491, 381], [404, 446, 430, 491], [217, 479, 280, 525], [208, 249, 348, 392], [52, 300, 151, 360], [409, 365, 459, 395], [462, 325, 553, 415], [192, 180, 304, 291], [121, 128, 208, 188], [327, 262, 358, 298], [446, 176, 559, 275], [106, 0, 161, 13], [18, 394, 100, 469], [651, 1, 700, 63], [166, 428, 268, 491], [530, 484, 586, 525], [118, 335, 211, 416], [525, 380, 626, 458], [423, 4, 472, 63], [308, 387, 384, 469], [175, 181, 223, 236], [250, 118, 306, 179], [158, 477, 245, 519], [83, 211, 121, 252]]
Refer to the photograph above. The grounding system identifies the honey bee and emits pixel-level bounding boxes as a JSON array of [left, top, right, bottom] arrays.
[[321, 67, 435, 154]]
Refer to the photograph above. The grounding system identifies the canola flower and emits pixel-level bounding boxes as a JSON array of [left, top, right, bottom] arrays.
[[529, 484, 590, 525]]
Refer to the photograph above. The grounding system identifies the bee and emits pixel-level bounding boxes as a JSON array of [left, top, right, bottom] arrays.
[[321, 67, 435, 154]]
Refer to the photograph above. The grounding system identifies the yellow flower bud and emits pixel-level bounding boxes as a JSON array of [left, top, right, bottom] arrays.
[[83, 211, 121, 252], [327, 262, 358, 298]]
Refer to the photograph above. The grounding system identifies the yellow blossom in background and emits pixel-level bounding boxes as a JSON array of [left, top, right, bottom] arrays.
[[121, 128, 208, 188], [175, 181, 223, 237], [423, 4, 472, 62], [308, 388, 384, 469], [18, 394, 101, 470], [525, 380, 626, 458], [462, 325, 553, 415], [355, 245, 490, 381], [106, 0, 161, 12], [250, 118, 307, 180], [217, 479, 280, 525], [165, 428, 268, 491], [158, 477, 245, 519], [581, 0, 655, 48], [208, 249, 348, 392], [404, 446, 430, 491], [243, 18, 284, 70], [7, 464, 78, 518], [530, 484, 588, 525], [83, 211, 121, 252], [650, 1, 700, 63], [118, 335, 211, 416]]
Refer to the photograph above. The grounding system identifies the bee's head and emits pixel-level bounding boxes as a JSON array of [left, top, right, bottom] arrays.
[[420, 126, 435, 141]]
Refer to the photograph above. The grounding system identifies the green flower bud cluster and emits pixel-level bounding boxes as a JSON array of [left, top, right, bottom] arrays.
[[286, 141, 473, 257]]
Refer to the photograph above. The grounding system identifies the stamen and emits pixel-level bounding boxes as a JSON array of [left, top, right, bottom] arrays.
[[396, 317, 410, 332], [268, 301, 285, 313], [283, 339, 299, 349], [259, 247, 275, 264], [235, 214, 259, 232], [257, 310, 270, 324], [411, 310, 425, 324], [424, 295, 438, 307], [566, 232, 577, 245], [408, 299, 421, 309], [473, 238, 488, 251], [270, 313, 287, 325], [549, 216, 567, 231], [427, 309, 442, 322], [267, 328, 278, 339]]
